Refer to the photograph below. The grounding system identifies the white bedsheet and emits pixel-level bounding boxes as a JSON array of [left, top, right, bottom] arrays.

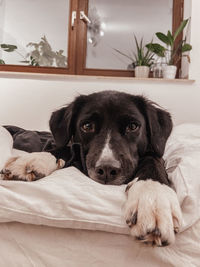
[[0, 124, 200, 266], [0, 220, 199, 267]]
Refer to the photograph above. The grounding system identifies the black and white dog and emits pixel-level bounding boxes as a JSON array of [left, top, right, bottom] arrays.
[[1, 91, 182, 246]]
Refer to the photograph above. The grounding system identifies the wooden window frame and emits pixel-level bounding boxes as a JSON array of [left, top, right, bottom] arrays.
[[0, 0, 184, 77], [76, 0, 184, 77], [0, 0, 78, 75]]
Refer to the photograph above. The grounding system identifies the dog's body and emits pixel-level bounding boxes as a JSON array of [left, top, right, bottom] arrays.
[[1, 91, 182, 246]]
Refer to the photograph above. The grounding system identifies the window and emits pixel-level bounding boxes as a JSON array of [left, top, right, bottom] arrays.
[[0, 0, 183, 77]]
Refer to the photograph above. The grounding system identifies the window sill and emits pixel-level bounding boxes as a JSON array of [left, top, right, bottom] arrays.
[[0, 71, 195, 83]]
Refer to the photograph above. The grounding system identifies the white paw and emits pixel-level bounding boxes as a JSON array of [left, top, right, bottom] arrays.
[[0, 152, 65, 181], [124, 179, 182, 247]]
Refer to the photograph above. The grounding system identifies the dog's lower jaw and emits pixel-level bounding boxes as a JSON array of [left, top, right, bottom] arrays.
[[124, 179, 182, 247]]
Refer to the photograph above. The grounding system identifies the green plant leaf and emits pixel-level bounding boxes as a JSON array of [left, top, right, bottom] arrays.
[[113, 35, 155, 67], [173, 18, 189, 41], [182, 43, 192, 52], [156, 32, 171, 45], [171, 39, 183, 59], [167, 31, 174, 46], [0, 59, 5, 64], [146, 43, 166, 57], [113, 48, 133, 61], [0, 44, 17, 52], [134, 35, 141, 59], [19, 60, 30, 64]]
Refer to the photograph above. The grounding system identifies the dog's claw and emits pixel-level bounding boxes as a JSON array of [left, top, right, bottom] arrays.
[[1, 169, 11, 175], [131, 211, 137, 225], [126, 211, 137, 227], [152, 227, 161, 237]]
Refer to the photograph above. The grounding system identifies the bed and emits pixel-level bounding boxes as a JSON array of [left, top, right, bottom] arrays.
[[0, 123, 200, 267]]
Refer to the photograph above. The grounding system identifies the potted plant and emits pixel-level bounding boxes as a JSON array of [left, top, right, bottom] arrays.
[[114, 35, 154, 78], [146, 18, 192, 79], [0, 36, 67, 67], [0, 44, 18, 64]]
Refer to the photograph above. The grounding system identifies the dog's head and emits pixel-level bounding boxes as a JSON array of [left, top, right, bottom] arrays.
[[49, 91, 172, 185]]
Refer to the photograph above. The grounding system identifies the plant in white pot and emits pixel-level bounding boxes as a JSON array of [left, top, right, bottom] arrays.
[[114, 35, 154, 78], [146, 18, 192, 79]]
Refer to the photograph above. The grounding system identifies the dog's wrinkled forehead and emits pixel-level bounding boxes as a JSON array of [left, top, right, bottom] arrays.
[[77, 91, 145, 123]]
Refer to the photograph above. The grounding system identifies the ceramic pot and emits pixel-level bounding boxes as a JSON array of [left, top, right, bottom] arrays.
[[162, 65, 177, 79], [135, 66, 150, 78]]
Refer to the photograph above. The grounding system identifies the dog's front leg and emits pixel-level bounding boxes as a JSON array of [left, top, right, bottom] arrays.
[[124, 156, 182, 247], [1, 152, 65, 181]]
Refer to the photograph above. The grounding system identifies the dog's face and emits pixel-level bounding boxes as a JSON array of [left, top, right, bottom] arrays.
[[50, 91, 172, 185], [73, 93, 148, 185]]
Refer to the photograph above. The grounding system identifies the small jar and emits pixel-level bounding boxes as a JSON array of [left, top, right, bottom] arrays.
[[153, 63, 163, 78]]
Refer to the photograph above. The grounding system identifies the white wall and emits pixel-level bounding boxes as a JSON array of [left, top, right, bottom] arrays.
[[0, 0, 5, 57], [0, 0, 199, 131], [0, 75, 197, 131]]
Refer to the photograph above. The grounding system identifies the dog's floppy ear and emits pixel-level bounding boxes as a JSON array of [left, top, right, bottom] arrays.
[[145, 104, 172, 157], [49, 105, 73, 148], [49, 95, 87, 148], [135, 96, 173, 157]]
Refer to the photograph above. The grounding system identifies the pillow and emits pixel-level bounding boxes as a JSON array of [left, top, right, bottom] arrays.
[[0, 127, 13, 170], [0, 167, 128, 234], [0, 124, 199, 235], [164, 123, 200, 230]]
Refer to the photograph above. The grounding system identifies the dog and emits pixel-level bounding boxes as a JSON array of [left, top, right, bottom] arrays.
[[1, 91, 182, 246]]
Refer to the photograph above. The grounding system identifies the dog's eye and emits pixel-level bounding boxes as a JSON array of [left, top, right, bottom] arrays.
[[81, 122, 95, 133], [126, 122, 139, 133]]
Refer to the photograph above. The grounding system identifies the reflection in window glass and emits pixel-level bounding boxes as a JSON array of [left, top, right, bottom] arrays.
[[0, 0, 69, 67], [86, 0, 173, 70]]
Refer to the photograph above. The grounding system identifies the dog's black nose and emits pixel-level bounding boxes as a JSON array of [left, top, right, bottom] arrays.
[[95, 165, 121, 183]]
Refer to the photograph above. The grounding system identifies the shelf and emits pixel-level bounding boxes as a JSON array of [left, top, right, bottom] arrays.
[[0, 71, 195, 83]]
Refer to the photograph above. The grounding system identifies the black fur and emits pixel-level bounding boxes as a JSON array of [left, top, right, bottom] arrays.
[[49, 91, 172, 186]]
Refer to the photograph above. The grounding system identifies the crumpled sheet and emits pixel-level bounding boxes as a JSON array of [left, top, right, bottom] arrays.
[[0, 124, 200, 266], [0, 220, 199, 267]]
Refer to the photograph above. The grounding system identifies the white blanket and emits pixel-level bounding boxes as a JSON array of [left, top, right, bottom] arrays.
[[0, 125, 200, 252], [0, 126, 13, 170]]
